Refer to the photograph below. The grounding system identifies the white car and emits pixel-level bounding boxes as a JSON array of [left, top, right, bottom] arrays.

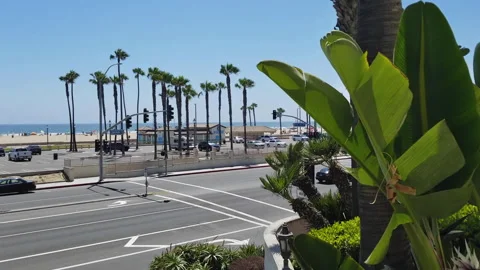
[[8, 148, 32, 162], [233, 136, 244, 143], [266, 139, 287, 148], [246, 140, 265, 149], [292, 134, 309, 141], [257, 135, 273, 142]]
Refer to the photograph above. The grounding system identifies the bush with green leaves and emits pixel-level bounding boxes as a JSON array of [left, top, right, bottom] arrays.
[[308, 205, 480, 263], [149, 243, 264, 270]]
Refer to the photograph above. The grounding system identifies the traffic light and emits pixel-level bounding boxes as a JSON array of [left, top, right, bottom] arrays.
[[94, 139, 100, 152], [143, 108, 150, 123], [167, 105, 174, 122], [272, 110, 277, 120], [126, 115, 132, 129]]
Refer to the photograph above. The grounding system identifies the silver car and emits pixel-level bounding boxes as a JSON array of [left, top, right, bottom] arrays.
[[266, 139, 287, 148], [246, 140, 265, 149]]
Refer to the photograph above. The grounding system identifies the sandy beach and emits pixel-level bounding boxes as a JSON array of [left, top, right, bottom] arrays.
[[0, 133, 137, 146]]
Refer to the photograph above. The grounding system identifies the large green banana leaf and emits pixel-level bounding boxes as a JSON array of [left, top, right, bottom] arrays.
[[393, 1, 480, 212]]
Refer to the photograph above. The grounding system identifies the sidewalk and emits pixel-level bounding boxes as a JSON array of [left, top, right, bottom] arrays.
[[36, 163, 271, 190]]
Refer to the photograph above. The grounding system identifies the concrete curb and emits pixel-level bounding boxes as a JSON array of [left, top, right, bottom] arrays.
[[264, 215, 299, 270], [2, 194, 142, 214]]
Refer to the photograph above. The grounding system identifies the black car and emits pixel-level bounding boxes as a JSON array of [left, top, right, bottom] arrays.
[[197, 141, 220, 152], [27, 145, 42, 155], [316, 168, 330, 184], [0, 147, 5, 157], [0, 177, 36, 194], [106, 143, 130, 152]]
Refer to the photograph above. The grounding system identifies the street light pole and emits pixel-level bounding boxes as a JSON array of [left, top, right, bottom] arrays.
[[46, 125, 49, 145], [98, 63, 122, 183], [194, 103, 197, 146]]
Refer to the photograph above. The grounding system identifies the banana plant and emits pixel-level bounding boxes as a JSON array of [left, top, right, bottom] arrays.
[[257, 1, 480, 269]]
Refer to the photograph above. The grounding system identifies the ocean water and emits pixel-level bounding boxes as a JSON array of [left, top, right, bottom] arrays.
[[0, 121, 301, 135]]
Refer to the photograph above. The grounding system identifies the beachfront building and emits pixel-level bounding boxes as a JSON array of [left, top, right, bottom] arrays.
[[137, 124, 227, 145], [226, 126, 276, 140]]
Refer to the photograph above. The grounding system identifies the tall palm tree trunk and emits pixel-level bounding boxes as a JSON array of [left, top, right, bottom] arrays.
[[218, 89, 222, 144], [102, 84, 107, 142], [65, 82, 73, 152], [70, 83, 77, 152], [122, 88, 129, 146], [356, 1, 413, 269], [227, 75, 233, 150], [136, 77, 140, 150], [206, 91, 210, 158], [242, 88, 247, 154], [161, 84, 168, 156], [117, 61, 125, 156], [248, 109, 252, 126], [176, 86, 183, 157], [185, 98, 190, 156], [279, 117, 283, 137], [253, 108, 257, 126], [152, 82, 158, 160]]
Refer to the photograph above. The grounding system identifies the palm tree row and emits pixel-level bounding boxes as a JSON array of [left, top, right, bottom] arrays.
[[61, 56, 258, 156], [241, 103, 258, 127]]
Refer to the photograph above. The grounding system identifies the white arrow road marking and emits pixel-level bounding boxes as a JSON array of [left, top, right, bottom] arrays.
[[124, 236, 170, 248], [207, 238, 250, 246], [108, 200, 128, 207]]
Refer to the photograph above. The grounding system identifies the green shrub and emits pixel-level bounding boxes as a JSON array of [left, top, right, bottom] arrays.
[[308, 217, 360, 261], [228, 256, 264, 270], [313, 190, 348, 223], [307, 205, 480, 263], [150, 243, 264, 270]]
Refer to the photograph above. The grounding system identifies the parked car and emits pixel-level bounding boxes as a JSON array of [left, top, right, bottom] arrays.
[[8, 148, 32, 161], [233, 136, 244, 143], [173, 142, 195, 151], [292, 134, 309, 141], [26, 145, 42, 155], [0, 177, 36, 194], [266, 139, 287, 148], [197, 141, 220, 152], [0, 147, 5, 157], [316, 168, 330, 184], [257, 135, 273, 142], [106, 143, 130, 152], [246, 140, 265, 149]]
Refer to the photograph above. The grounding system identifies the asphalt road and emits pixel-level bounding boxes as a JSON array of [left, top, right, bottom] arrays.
[[0, 141, 292, 175], [0, 167, 338, 270]]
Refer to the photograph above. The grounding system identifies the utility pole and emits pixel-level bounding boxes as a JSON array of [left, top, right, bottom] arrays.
[[194, 103, 197, 146], [46, 125, 49, 145]]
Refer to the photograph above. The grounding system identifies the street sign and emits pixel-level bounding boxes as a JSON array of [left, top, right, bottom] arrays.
[[293, 122, 306, 127], [110, 129, 124, 135]]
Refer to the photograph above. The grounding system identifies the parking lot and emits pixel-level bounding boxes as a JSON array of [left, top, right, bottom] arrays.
[[0, 139, 296, 175]]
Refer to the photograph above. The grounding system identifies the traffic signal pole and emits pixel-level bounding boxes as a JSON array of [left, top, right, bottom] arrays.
[[98, 110, 165, 183]]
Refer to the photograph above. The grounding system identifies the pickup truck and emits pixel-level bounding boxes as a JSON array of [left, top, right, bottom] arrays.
[[8, 148, 32, 161]]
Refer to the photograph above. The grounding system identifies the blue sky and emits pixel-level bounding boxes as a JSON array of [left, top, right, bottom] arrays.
[[0, 0, 478, 124]]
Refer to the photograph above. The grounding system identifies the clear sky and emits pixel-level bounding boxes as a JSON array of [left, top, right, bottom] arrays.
[[0, 0, 478, 124]]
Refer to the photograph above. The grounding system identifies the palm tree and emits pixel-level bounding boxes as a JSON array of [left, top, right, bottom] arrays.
[[59, 75, 73, 152], [220, 64, 240, 151], [147, 67, 161, 159], [247, 105, 253, 126], [110, 76, 121, 155], [250, 103, 258, 126], [215, 82, 226, 144], [200, 81, 216, 157], [158, 71, 173, 156], [276, 107, 285, 136], [110, 49, 129, 154], [183, 84, 198, 156], [66, 70, 80, 152], [235, 78, 255, 154], [119, 73, 130, 145], [132, 68, 145, 150], [89, 71, 110, 143], [177, 76, 189, 157], [354, 1, 412, 269]]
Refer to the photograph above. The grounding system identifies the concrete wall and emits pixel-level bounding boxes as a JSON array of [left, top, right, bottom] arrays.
[[64, 151, 270, 181]]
